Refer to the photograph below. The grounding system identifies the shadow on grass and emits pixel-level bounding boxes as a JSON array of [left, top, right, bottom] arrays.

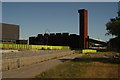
[[71, 57, 120, 64], [58, 59, 72, 62], [58, 55, 120, 64]]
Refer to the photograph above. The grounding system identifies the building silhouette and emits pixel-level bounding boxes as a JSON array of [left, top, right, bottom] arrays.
[[0, 9, 107, 48], [29, 9, 89, 49], [29, 33, 79, 49], [29, 9, 107, 49]]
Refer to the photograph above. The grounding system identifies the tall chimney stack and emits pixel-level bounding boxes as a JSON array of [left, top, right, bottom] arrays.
[[78, 9, 88, 49]]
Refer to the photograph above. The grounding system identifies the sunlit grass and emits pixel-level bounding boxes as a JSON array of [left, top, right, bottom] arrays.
[[36, 53, 119, 78]]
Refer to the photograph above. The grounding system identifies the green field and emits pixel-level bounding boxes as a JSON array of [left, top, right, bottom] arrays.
[[36, 53, 120, 78]]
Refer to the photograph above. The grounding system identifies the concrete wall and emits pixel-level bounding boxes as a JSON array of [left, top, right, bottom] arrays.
[[2, 50, 73, 71]]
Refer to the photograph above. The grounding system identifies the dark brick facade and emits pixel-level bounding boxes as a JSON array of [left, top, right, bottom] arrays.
[[29, 33, 79, 49]]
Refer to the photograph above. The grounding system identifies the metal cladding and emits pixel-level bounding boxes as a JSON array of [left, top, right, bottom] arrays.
[[0, 23, 19, 40], [78, 9, 89, 49]]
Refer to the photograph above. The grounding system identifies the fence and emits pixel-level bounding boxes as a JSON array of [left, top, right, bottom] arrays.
[[0, 44, 70, 50]]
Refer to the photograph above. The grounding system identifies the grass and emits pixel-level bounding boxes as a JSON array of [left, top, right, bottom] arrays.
[[36, 53, 120, 78], [96, 51, 120, 55]]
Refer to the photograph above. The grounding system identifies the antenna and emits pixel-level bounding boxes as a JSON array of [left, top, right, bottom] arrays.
[[45, 29, 50, 34], [44, 29, 50, 45], [118, 1, 120, 17]]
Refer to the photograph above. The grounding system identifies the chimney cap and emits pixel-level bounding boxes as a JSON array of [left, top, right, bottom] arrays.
[[78, 9, 87, 13]]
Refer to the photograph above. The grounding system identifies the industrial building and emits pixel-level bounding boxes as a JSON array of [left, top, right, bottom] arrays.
[[29, 9, 107, 49], [0, 9, 107, 49], [29, 33, 79, 49], [29, 9, 88, 49], [0, 23, 19, 43]]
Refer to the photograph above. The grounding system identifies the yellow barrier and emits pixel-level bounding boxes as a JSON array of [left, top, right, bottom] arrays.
[[82, 49, 97, 53], [0, 44, 70, 50]]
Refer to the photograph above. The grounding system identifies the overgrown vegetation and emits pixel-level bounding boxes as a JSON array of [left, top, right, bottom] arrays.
[[108, 37, 120, 52], [106, 17, 120, 52], [106, 17, 120, 37], [36, 52, 119, 78]]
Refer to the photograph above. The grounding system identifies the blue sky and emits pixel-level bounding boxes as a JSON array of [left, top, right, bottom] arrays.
[[2, 2, 118, 41]]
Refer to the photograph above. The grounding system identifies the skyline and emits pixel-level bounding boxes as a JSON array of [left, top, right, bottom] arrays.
[[2, 2, 118, 41]]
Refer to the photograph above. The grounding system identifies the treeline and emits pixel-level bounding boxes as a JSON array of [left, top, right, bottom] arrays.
[[106, 17, 120, 52]]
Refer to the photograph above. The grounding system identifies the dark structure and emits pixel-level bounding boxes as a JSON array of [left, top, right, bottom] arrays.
[[78, 9, 89, 49], [107, 37, 120, 52], [89, 38, 107, 46], [29, 33, 79, 49], [0, 23, 19, 43], [16, 40, 28, 44]]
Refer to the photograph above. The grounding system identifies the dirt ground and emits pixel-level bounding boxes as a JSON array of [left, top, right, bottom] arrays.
[[2, 52, 83, 78], [2, 51, 120, 78]]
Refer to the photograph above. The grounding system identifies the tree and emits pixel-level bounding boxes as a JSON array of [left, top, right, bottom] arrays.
[[106, 2, 120, 52], [106, 17, 120, 37], [106, 17, 120, 52]]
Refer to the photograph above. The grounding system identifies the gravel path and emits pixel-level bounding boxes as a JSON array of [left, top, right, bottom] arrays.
[[2, 53, 83, 78]]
